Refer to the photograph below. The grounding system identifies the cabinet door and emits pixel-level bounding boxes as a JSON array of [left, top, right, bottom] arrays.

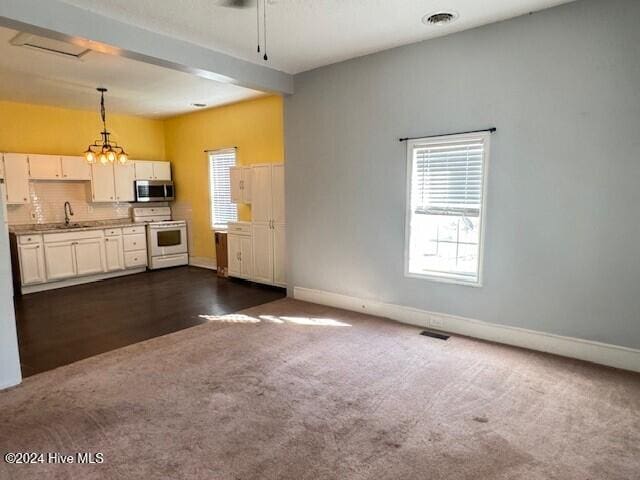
[[227, 234, 242, 277], [90, 163, 116, 202], [74, 238, 105, 276], [240, 235, 253, 279], [61, 156, 91, 180], [134, 161, 154, 180], [229, 167, 243, 204], [153, 161, 171, 181], [104, 236, 125, 271], [272, 164, 285, 224], [114, 163, 135, 202], [44, 242, 76, 280], [251, 222, 273, 284], [3, 153, 30, 204], [273, 223, 286, 286], [251, 165, 272, 222], [29, 154, 61, 179], [242, 167, 252, 204], [18, 244, 46, 285]]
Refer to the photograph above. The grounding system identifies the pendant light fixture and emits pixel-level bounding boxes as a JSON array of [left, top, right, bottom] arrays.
[[84, 87, 128, 165]]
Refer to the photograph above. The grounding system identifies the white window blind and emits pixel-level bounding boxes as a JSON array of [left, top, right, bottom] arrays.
[[405, 132, 490, 285], [208, 149, 238, 228]]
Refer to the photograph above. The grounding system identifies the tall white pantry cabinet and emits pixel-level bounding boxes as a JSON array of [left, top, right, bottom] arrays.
[[228, 164, 285, 287]]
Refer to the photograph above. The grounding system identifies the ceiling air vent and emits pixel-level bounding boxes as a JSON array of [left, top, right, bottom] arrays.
[[9, 32, 91, 60], [423, 11, 459, 26]]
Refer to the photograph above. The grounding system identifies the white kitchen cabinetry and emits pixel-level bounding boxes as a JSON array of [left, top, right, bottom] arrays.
[[104, 235, 125, 271], [122, 225, 147, 268], [227, 222, 252, 280], [90, 163, 116, 202], [230, 167, 252, 204], [17, 236, 45, 285], [74, 238, 105, 276], [251, 164, 286, 287], [28, 154, 61, 179], [113, 163, 135, 202], [3, 153, 30, 204], [44, 241, 76, 280], [16, 226, 148, 293], [134, 160, 171, 181], [61, 156, 91, 180]]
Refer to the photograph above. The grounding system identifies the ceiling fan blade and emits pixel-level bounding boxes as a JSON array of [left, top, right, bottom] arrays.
[[216, 0, 256, 8]]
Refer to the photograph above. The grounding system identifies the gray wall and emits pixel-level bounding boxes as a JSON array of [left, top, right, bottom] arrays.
[[0, 189, 21, 389], [285, 0, 640, 349]]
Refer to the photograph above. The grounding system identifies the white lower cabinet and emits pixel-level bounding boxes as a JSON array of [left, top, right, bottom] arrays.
[[74, 238, 105, 276], [104, 236, 125, 271], [228, 232, 252, 280], [273, 223, 286, 286], [16, 225, 148, 292], [44, 241, 76, 280], [251, 222, 274, 284], [18, 242, 45, 285]]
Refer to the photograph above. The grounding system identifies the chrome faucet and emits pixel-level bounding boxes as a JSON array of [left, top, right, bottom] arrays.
[[64, 201, 74, 225]]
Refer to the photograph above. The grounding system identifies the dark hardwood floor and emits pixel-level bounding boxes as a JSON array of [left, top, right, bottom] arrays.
[[14, 266, 286, 377]]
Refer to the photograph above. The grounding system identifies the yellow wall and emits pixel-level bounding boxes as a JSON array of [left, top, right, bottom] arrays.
[[0, 100, 166, 160], [163, 95, 284, 261]]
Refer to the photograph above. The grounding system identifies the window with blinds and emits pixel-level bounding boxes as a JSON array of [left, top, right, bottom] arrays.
[[208, 149, 238, 229], [405, 132, 490, 285]]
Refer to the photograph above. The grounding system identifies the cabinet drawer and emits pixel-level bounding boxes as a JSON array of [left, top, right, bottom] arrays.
[[228, 222, 251, 235], [122, 225, 145, 235], [104, 228, 122, 237], [44, 229, 104, 243], [123, 233, 146, 251], [124, 250, 147, 268], [18, 234, 43, 245]]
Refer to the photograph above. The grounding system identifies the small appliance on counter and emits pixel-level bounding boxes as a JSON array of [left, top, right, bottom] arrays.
[[132, 206, 188, 270]]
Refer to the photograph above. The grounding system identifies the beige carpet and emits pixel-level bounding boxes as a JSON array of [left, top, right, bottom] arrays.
[[1, 298, 639, 480]]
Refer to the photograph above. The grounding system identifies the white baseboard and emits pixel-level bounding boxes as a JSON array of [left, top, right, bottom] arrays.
[[189, 256, 217, 271], [293, 287, 640, 373]]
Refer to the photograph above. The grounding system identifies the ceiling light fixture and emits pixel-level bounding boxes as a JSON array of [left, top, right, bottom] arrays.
[[84, 87, 128, 165], [191, 103, 207, 108], [422, 10, 459, 26]]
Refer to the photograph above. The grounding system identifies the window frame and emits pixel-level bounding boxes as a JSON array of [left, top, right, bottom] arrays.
[[403, 131, 491, 287], [207, 148, 238, 230]]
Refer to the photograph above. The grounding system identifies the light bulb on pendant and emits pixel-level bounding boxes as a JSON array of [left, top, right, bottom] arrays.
[[85, 150, 96, 164], [118, 152, 128, 165], [99, 153, 108, 165], [107, 150, 117, 163]]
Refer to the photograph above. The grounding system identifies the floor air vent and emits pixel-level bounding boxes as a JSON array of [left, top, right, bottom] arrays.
[[420, 330, 450, 341]]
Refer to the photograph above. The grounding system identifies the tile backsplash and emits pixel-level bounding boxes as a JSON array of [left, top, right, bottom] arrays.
[[7, 181, 132, 225]]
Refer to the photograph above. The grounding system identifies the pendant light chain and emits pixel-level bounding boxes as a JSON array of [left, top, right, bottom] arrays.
[[263, 0, 268, 61]]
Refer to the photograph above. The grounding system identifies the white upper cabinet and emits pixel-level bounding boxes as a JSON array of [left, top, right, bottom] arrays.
[[153, 161, 171, 181], [230, 167, 252, 204], [3, 153, 30, 204], [61, 156, 91, 180], [90, 163, 116, 202], [113, 163, 135, 202], [251, 165, 273, 223], [134, 160, 171, 181], [28, 154, 61, 179], [134, 160, 154, 180], [272, 164, 285, 223]]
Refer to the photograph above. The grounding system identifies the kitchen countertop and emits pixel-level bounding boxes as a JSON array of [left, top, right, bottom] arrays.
[[9, 219, 145, 236]]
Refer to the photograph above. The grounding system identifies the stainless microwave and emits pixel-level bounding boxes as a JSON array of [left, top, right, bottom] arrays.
[[135, 180, 175, 202]]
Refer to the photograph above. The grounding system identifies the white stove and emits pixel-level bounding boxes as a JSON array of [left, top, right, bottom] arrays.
[[132, 207, 189, 270]]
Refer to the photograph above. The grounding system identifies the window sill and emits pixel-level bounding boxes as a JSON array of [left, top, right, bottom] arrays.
[[404, 271, 482, 288]]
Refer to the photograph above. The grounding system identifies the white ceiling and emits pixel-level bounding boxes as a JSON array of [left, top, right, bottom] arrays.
[[0, 26, 263, 118], [59, 0, 576, 74]]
